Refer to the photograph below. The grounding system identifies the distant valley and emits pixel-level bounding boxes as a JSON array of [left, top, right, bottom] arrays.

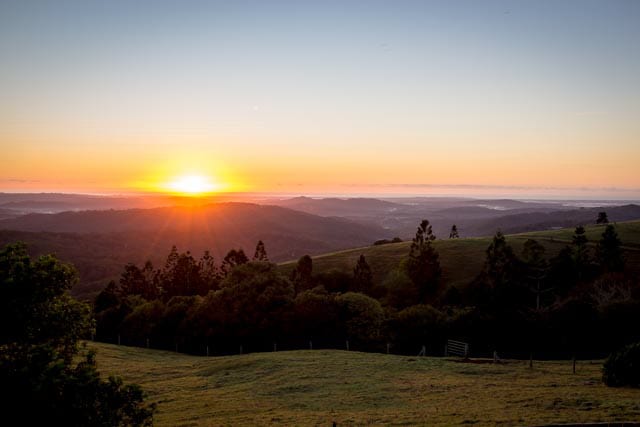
[[1, 193, 639, 299]]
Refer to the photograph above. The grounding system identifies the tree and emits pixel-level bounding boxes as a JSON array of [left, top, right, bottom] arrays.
[[521, 239, 550, 310], [198, 250, 220, 292], [484, 231, 518, 285], [352, 254, 373, 294], [449, 224, 459, 239], [603, 342, 640, 387], [0, 242, 154, 426], [220, 249, 249, 277], [572, 226, 593, 282], [597, 224, 625, 273], [406, 220, 441, 303], [253, 240, 269, 262], [196, 262, 295, 347], [119, 262, 157, 300], [291, 255, 313, 294], [336, 292, 384, 345], [597, 211, 609, 225], [160, 251, 203, 297], [94, 280, 120, 313]]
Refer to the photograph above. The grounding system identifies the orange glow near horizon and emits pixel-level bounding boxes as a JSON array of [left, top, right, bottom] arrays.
[[1, 2, 640, 199]]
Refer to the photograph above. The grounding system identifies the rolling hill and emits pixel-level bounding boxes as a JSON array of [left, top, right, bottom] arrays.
[[279, 221, 640, 291], [2, 197, 639, 300], [270, 196, 640, 240], [0, 203, 385, 299], [90, 342, 640, 426]]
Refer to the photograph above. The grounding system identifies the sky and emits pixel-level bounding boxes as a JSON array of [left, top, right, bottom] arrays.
[[1, 0, 639, 199]]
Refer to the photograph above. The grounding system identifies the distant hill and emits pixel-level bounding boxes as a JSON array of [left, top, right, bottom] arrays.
[[2, 197, 639, 300], [269, 196, 640, 240], [272, 196, 403, 216], [0, 203, 386, 299], [469, 204, 640, 236]]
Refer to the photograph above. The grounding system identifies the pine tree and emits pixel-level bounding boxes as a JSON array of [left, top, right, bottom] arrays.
[[572, 225, 592, 281], [597, 224, 625, 272], [407, 219, 441, 303], [353, 254, 373, 294], [199, 250, 219, 292], [483, 231, 518, 289], [253, 240, 269, 262], [596, 211, 609, 225], [521, 239, 550, 310], [449, 224, 459, 239]]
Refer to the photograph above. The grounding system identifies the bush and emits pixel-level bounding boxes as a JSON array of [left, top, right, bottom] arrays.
[[603, 342, 640, 387]]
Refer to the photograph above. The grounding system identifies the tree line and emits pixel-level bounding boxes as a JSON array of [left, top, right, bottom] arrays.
[[92, 216, 639, 359]]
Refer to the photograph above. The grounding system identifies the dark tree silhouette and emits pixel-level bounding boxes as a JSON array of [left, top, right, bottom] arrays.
[[521, 239, 550, 310], [597, 211, 609, 225], [407, 220, 441, 303], [597, 224, 625, 273], [572, 226, 593, 282], [0, 242, 154, 426], [253, 240, 269, 262], [119, 261, 157, 300], [291, 255, 313, 294], [449, 224, 459, 239], [353, 254, 373, 294], [220, 249, 249, 277], [94, 280, 120, 313], [161, 251, 202, 297], [482, 231, 519, 289], [199, 250, 220, 292]]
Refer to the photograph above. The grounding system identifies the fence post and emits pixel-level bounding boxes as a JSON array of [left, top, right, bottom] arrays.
[[418, 345, 426, 357], [444, 343, 448, 357], [529, 353, 533, 369], [309, 340, 313, 350], [273, 343, 277, 352], [572, 355, 576, 374], [146, 338, 150, 348], [387, 343, 390, 355], [239, 345, 243, 355], [117, 334, 121, 346], [346, 340, 350, 351], [206, 345, 209, 357]]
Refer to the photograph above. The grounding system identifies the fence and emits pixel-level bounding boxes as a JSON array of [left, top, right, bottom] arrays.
[[445, 339, 469, 358]]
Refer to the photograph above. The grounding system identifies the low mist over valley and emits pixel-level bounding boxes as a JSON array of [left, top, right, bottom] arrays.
[[1, 192, 639, 299]]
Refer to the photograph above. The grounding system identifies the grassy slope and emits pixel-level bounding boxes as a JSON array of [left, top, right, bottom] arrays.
[[280, 221, 640, 289], [91, 342, 640, 426]]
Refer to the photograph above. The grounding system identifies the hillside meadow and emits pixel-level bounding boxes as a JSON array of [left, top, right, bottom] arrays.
[[90, 342, 640, 426], [280, 221, 640, 290]]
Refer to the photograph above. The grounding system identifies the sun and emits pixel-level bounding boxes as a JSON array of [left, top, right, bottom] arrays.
[[166, 174, 219, 196]]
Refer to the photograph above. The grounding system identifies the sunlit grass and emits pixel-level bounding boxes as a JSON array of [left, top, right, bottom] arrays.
[[90, 342, 640, 426], [279, 221, 640, 289]]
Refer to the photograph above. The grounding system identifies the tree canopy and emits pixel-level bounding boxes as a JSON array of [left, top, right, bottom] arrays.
[[0, 242, 154, 426]]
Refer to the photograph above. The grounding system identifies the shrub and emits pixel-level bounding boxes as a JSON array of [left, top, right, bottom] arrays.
[[603, 342, 640, 387]]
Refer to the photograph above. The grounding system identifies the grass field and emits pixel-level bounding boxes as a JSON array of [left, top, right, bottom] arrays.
[[90, 342, 640, 426], [280, 221, 640, 289]]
